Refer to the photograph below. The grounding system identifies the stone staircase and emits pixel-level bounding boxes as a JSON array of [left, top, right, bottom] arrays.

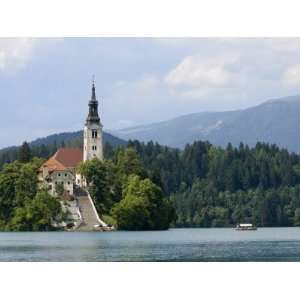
[[75, 188, 103, 231]]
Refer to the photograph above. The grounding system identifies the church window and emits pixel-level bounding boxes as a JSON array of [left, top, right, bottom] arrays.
[[92, 129, 97, 138], [65, 173, 67, 177], [94, 146, 97, 151], [68, 182, 70, 185]]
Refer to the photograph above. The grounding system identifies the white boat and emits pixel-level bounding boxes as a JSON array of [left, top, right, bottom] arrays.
[[235, 223, 257, 231]]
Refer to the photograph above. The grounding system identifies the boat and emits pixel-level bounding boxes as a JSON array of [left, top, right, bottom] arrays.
[[235, 223, 257, 231]]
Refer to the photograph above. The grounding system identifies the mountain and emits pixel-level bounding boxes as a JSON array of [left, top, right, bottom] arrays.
[[0, 131, 126, 154], [111, 95, 300, 152], [29, 130, 126, 148], [0, 131, 126, 168]]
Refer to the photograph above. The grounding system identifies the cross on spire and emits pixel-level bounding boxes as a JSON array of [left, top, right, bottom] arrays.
[[91, 75, 96, 101]]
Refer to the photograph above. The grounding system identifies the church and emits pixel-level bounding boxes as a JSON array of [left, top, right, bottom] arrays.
[[39, 80, 104, 196]]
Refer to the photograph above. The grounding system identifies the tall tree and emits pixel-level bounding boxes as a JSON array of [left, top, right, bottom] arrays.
[[18, 142, 32, 163], [112, 175, 175, 230]]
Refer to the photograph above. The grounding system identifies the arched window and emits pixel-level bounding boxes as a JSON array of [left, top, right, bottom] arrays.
[[92, 129, 98, 138]]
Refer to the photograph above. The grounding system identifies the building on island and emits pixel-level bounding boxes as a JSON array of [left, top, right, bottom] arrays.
[[39, 80, 103, 196], [38, 148, 83, 196], [38, 80, 109, 230]]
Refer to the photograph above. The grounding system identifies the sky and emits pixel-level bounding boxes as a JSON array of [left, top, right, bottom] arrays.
[[2, 38, 300, 148]]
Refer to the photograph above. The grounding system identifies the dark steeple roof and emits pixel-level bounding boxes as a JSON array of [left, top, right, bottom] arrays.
[[91, 78, 96, 100], [86, 79, 100, 125]]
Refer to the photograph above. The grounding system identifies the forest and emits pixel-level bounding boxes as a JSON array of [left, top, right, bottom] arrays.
[[1, 137, 300, 229], [126, 140, 300, 227], [0, 141, 175, 230]]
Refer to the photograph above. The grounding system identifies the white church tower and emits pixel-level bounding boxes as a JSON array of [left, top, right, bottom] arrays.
[[83, 80, 103, 161]]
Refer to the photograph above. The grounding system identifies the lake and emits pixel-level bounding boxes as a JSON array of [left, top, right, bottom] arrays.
[[1, 228, 300, 261]]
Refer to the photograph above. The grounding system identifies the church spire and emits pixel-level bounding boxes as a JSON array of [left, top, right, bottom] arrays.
[[91, 75, 96, 101], [86, 78, 100, 124]]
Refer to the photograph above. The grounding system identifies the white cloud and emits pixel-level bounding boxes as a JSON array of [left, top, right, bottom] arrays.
[[164, 53, 239, 98], [0, 38, 36, 73], [281, 65, 300, 86], [165, 56, 238, 87]]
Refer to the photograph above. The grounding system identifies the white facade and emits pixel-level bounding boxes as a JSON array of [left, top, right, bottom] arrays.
[[47, 170, 75, 196], [83, 122, 103, 161]]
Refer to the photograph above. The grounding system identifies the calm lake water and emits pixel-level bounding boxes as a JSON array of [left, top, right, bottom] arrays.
[[1, 228, 300, 261]]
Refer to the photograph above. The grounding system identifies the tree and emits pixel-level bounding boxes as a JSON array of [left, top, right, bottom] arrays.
[[77, 158, 121, 213], [294, 208, 300, 226], [0, 161, 22, 220], [18, 142, 32, 163], [55, 182, 64, 197], [112, 175, 175, 230], [117, 147, 146, 180], [15, 162, 39, 206], [10, 190, 62, 231], [0, 157, 45, 229]]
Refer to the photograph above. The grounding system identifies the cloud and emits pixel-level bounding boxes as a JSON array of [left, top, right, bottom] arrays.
[[0, 38, 36, 74], [281, 65, 300, 86], [164, 53, 239, 98]]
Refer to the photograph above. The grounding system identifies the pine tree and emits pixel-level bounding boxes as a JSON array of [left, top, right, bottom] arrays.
[[18, 142, 32, 163]]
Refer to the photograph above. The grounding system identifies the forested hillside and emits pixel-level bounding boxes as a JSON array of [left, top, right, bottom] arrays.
[[0, 143, 175, 231], [2, 133, 300, 228], [126, 140, 300, 227], [0, 130, 126, 170]]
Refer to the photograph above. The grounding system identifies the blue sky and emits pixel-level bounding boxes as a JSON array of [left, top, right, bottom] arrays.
[[2, 38, 300, 148]]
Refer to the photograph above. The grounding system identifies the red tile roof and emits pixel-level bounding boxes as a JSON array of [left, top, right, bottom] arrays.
[[43, 156, 68, 171], [41, 148, 83, 172], [53, 148, 83, 168]]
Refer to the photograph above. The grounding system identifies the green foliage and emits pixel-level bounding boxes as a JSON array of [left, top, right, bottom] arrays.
[[77, 146, 175, 230], [0, 158, 61, 231], [101, 214, 116, 227], [171, 180, 300, 227], [18, 142, 32, 163], [4, 134, 300, 229], [126, 140, 300, 227], [55, 182, 64, 197], [294, 208, 300, 226], [112, 175, 175, 230], [77, 159, 121, 213], [77, 148, 146, 213], [116, 147, 147, 180], [10, 190, 62, 231], [0, 160, 40, 220]]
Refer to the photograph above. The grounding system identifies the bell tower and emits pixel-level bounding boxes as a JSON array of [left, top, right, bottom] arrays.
[[83, 79, 103, 161]]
